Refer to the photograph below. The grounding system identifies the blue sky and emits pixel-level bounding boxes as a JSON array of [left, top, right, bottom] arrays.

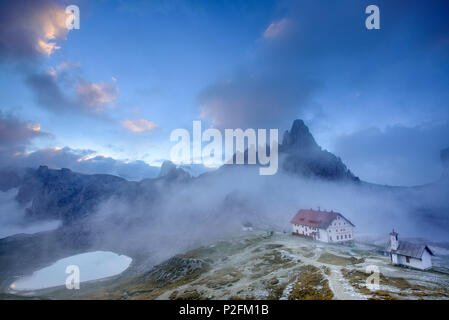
[[0, 0, 448, 185]]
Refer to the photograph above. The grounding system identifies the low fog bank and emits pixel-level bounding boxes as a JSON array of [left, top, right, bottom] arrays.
[[82, 166, 449, 265], [1, 163, 447, 272], [0, 188, 61, 239]]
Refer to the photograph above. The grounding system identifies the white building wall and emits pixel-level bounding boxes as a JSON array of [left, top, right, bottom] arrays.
[[318, 228, 328, 242], [390, 234, 399, 250], [391, 253, 398, 264], [292, 224, 319, 239], [292, 220, 353, 243], [421, 250, 432, 270], [326, 216, 354, 243], [394, 251, 432, 270]]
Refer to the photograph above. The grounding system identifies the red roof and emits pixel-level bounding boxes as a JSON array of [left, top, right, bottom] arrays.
[[290, 209, 354, 229]]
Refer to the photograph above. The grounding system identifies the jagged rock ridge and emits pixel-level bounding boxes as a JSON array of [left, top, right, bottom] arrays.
[[280, 120, 359, 181], [16, 165, 131, 223], [158, 160, 191, 181], [1, 119, 358, 225]]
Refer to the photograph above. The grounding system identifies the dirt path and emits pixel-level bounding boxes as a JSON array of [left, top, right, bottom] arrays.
[[288, 245, 363, 300], [327, 268, 360, 300]]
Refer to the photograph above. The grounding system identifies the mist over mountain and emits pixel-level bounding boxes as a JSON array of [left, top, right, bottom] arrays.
[[1, 0, 449, 301], [0, 119, 448, 291], [0, 119, 447, 229], [0, 119, 361, 224]]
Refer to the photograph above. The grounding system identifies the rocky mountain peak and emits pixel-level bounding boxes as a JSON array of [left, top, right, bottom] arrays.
[[158, 160, 191, 182], [280, 119, 359, 182], [282, 119, 320, 153], [36, 165, 49, 176], [159, 160, 177, 178]]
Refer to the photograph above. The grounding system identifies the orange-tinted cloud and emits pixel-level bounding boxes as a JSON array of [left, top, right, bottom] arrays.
[[27, 65, 120, 115], [122, 119, 158, 132], [26, 123, 41, 132], [0, 0, 70, 60], [0, 112, 49, 164], [76, 81, 119, 111]]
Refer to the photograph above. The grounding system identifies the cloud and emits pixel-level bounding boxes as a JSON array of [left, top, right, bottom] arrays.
[[47, 61, 81, 78], [198, 70, 317, 130], [196, 0, 449, 185], [0, 0, 70, 61], [333, 122, 449, 186], [77, 80, 119, 112], [263, 18, 291, 39], [0, 114, 160, 181], [25, 70, 72, 111], [0, 114, 44, 146], [0, 112, 48, 160], [36, 40, 61, 57], [0, 188, 62, 239], [0, 1, 117, 116], [121, 119, 158, 132], [25, 67, 119, 114], [4, 147, 160, 181]]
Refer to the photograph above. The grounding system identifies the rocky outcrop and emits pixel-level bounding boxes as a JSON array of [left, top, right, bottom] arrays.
[[146, 256, 207, 283], [16, 165, 130, 224], [280, 120, 359, 181], [158, 160, 191, 182], [281, 119, 321, 152], [8, 161, 192, 226], [223, 119, 359, 182], [158, 160, 177, 178]]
